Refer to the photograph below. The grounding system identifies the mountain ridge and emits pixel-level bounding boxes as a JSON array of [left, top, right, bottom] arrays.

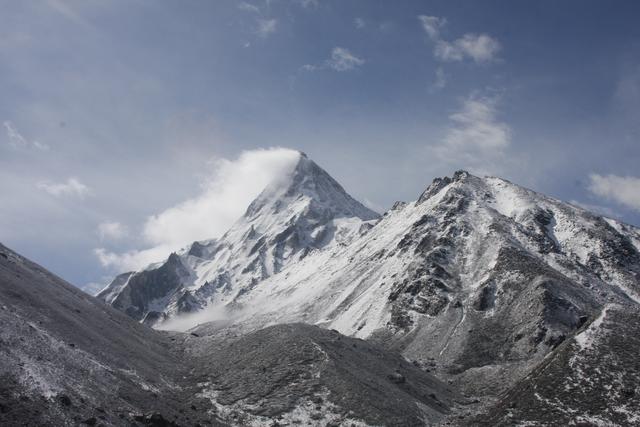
[[100, 156, 640, 422]]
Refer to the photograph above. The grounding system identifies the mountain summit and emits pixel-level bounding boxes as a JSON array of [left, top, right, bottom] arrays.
[[245, 151, 379, 221], [97, 152, 379, 324]]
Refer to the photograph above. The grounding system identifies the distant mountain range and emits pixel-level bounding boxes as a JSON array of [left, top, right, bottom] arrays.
[[3, 151, 639, 425]]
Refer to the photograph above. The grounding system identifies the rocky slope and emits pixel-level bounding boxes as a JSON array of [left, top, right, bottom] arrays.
[[467, 303, 640, 426], [0, 243, 221, 426], [1, 243, 457, 426]]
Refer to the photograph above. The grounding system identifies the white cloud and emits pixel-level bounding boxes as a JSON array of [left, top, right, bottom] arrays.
[[432, 94, 512, 174], [418, 15, 446, 40], [327, 47, 365, 71], [302, 47, 365, 73], [418, 15, 501, 64], [3, 121, 49, 150], [37, 177, 91, 198], [445, 95, 511, 150], [94, 147, 301, 271], [588, 174, 640, 212], [435, 34, 501, 63], [238, 2, 260, 13], [97, 221, 127, 241], [257, 19, 277, 38], [354, 17, 365, 29], [94, 246, 174, 272]]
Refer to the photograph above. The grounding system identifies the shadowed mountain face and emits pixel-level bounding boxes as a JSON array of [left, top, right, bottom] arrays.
[[0, 243, 459, 426], [0, 243, 222, 427]]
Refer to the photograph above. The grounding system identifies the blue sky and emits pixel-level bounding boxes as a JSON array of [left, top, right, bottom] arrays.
[[1, 0, 640, 290]]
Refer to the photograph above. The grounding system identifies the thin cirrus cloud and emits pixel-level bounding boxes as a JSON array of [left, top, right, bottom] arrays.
[[237, 2, 260, 13], [302, 47, 365, 72], [237, 3, 277, 38], [36, 177, 91, 198], [432, 94, 512, 173], [94, 147, 301, 272], [418, 15, 501, 63], [588, 174, 640, 212], [3, 121, 49, 151]]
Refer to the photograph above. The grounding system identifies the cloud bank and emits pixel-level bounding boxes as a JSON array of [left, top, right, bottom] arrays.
[[95, 147, 301, 272]]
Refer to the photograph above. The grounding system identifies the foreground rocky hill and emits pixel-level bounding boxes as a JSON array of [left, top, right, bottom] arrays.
[[0, 243, 458, 426]]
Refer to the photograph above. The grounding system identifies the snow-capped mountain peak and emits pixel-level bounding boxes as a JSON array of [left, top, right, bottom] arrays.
[[244, 151, 378, 221], [98, 152, 380, 324]]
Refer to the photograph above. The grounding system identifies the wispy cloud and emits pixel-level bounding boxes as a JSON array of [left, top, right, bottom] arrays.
[[37, 177, 91, 198], [418, 15, 446, 40], [432, 67, 447, 90], [296, 0, 319, 8], [354, 17, 365, 30], [97, 221, 128, 241], [238, 2, 260, 13], [444, 95, 511, 150], [3, 121, 49, 151], [237, 3, 277, 39], [94, 147, 301, 271], [418, 15, 501, 63], [303, 47, 365, 72], [435, 34, 501, 63], [257, 19, 277, 38], [328, 47, 365, 71], [588, 174, 640, 212], [432, 94, 512, 173]]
